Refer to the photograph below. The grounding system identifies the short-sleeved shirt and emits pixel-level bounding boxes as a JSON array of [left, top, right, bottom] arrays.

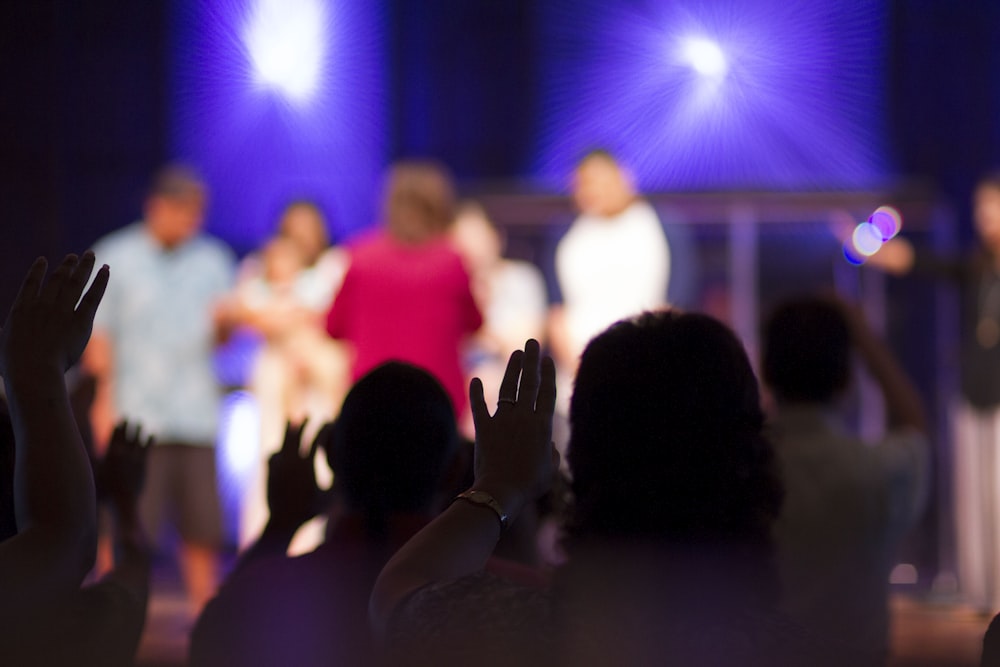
[[92, 223, 235, 444], [554, 200, 670, 356]]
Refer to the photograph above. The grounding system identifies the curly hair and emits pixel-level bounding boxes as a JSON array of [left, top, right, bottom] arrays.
[[568, 311, 783, 548]]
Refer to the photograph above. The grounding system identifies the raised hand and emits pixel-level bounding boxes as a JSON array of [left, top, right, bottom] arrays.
[[266, 420, 331, 531], [0, 252, 109, 379], [97, 420, 152, 512], [468, 339, 558, 519]]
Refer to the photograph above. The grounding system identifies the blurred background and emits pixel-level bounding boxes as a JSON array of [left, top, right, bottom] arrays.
[[2, 1, 1000, 653]]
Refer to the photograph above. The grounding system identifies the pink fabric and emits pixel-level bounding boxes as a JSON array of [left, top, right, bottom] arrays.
[[326, 230, 482, 415]]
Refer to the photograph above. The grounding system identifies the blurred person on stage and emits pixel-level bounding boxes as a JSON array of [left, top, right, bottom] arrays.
[[325, 161, 482, 421], [230, 201, 350, 553], [547, 150, 671, 399], [83, 165, 235, 615], [450, 201, 547, 431], [863, 173, 1000, 613]]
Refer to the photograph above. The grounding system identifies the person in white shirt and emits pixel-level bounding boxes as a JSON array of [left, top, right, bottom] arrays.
[[548, 150, 670, 380], [762, 296, 930, 665]]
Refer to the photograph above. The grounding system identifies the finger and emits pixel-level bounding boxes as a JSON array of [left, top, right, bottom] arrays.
[[11, 257, 47, 310], [536, 356, 557, 417], [469, 377, 490, 428], [110, 421, 127, 450], [77, 264, 109, 321], [61, 251, 96, 307], [41, 255, 79, 304], [131, 424, 143, 448], [308, 422, 328, 461], [280, 421, 299, 456], [518, 339, 542, 408], [497, 349, 524, 405]]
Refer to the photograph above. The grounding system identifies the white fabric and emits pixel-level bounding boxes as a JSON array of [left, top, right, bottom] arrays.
[[769, 405, 929, 654], [555, 200, 670, 358], [952, 400, 1000, 611]]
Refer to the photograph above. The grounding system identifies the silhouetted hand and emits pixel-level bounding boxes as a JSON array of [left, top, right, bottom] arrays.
[[0, 252, 109, 379], [97, 420, 151, 512], [469, 339, 559, 519], [267, 420, 331, 531]]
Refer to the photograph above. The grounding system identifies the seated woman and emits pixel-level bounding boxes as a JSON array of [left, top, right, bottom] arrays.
[[371, 314, 853, 666]]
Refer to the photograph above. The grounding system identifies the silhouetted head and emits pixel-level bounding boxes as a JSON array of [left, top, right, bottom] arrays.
[[329, 362, 458, 538], [762, 298, 851, 405], [572, 149, 636, 218], [144, 164, 207, 249], [383, 161, 455, 245], [568, 310, 781, 547], [278, 200, 330, 266]]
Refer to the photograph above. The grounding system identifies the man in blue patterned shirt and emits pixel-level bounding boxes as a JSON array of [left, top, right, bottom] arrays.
[[84, 165, 235, 615]]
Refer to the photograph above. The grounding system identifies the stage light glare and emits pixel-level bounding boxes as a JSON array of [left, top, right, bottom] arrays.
[[680, 37, 728, 78], [869, 205, 902, 241], [244, 0, 326, 104], [852, 221, 884, 257]]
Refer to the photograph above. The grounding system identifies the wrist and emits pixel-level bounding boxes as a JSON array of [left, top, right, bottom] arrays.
[[467, 479, 525, 526]]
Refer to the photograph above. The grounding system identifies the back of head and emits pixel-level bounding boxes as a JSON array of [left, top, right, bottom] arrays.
[[383, 161, 455, 245], [331, 362, 457, 538], [568, 310, 781, 546], [762, 298, 851, 404]]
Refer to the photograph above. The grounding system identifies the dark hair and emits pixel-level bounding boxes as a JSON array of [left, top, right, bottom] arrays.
[[330, 362, 457, 539], [383, 161, 455, 244], [148, 163, 206, 200], [568, 311, 782, 547], [762, 298, 851, 404]]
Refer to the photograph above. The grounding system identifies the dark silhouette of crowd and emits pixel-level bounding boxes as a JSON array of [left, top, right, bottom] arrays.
[[4, 163, 1000, 667]]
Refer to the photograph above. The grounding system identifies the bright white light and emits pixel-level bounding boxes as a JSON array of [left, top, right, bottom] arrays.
[[217, 391, 261, 496], [244, 0, 326, 104], [680, 37, 728, 79]]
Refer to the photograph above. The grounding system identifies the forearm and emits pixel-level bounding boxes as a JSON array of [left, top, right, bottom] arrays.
[[231, 519, 298, 577], [852, 327, 927, 433], [370, 492, 516, 636], [4, 365, 98, 576], [103, 502, 150, 604]]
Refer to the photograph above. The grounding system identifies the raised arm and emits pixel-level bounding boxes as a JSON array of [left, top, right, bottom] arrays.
[[836, 299, 927, 434], [369, 339, 558, 637], [0, 253, 109, 615], [231, 421, 330, 576]]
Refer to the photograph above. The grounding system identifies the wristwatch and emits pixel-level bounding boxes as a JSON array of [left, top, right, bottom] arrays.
[[454, 489, 508, 531]]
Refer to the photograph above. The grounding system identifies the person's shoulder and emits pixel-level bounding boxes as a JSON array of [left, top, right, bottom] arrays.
[[191, 233, 236, 264], [92, 222, 145, 254]]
